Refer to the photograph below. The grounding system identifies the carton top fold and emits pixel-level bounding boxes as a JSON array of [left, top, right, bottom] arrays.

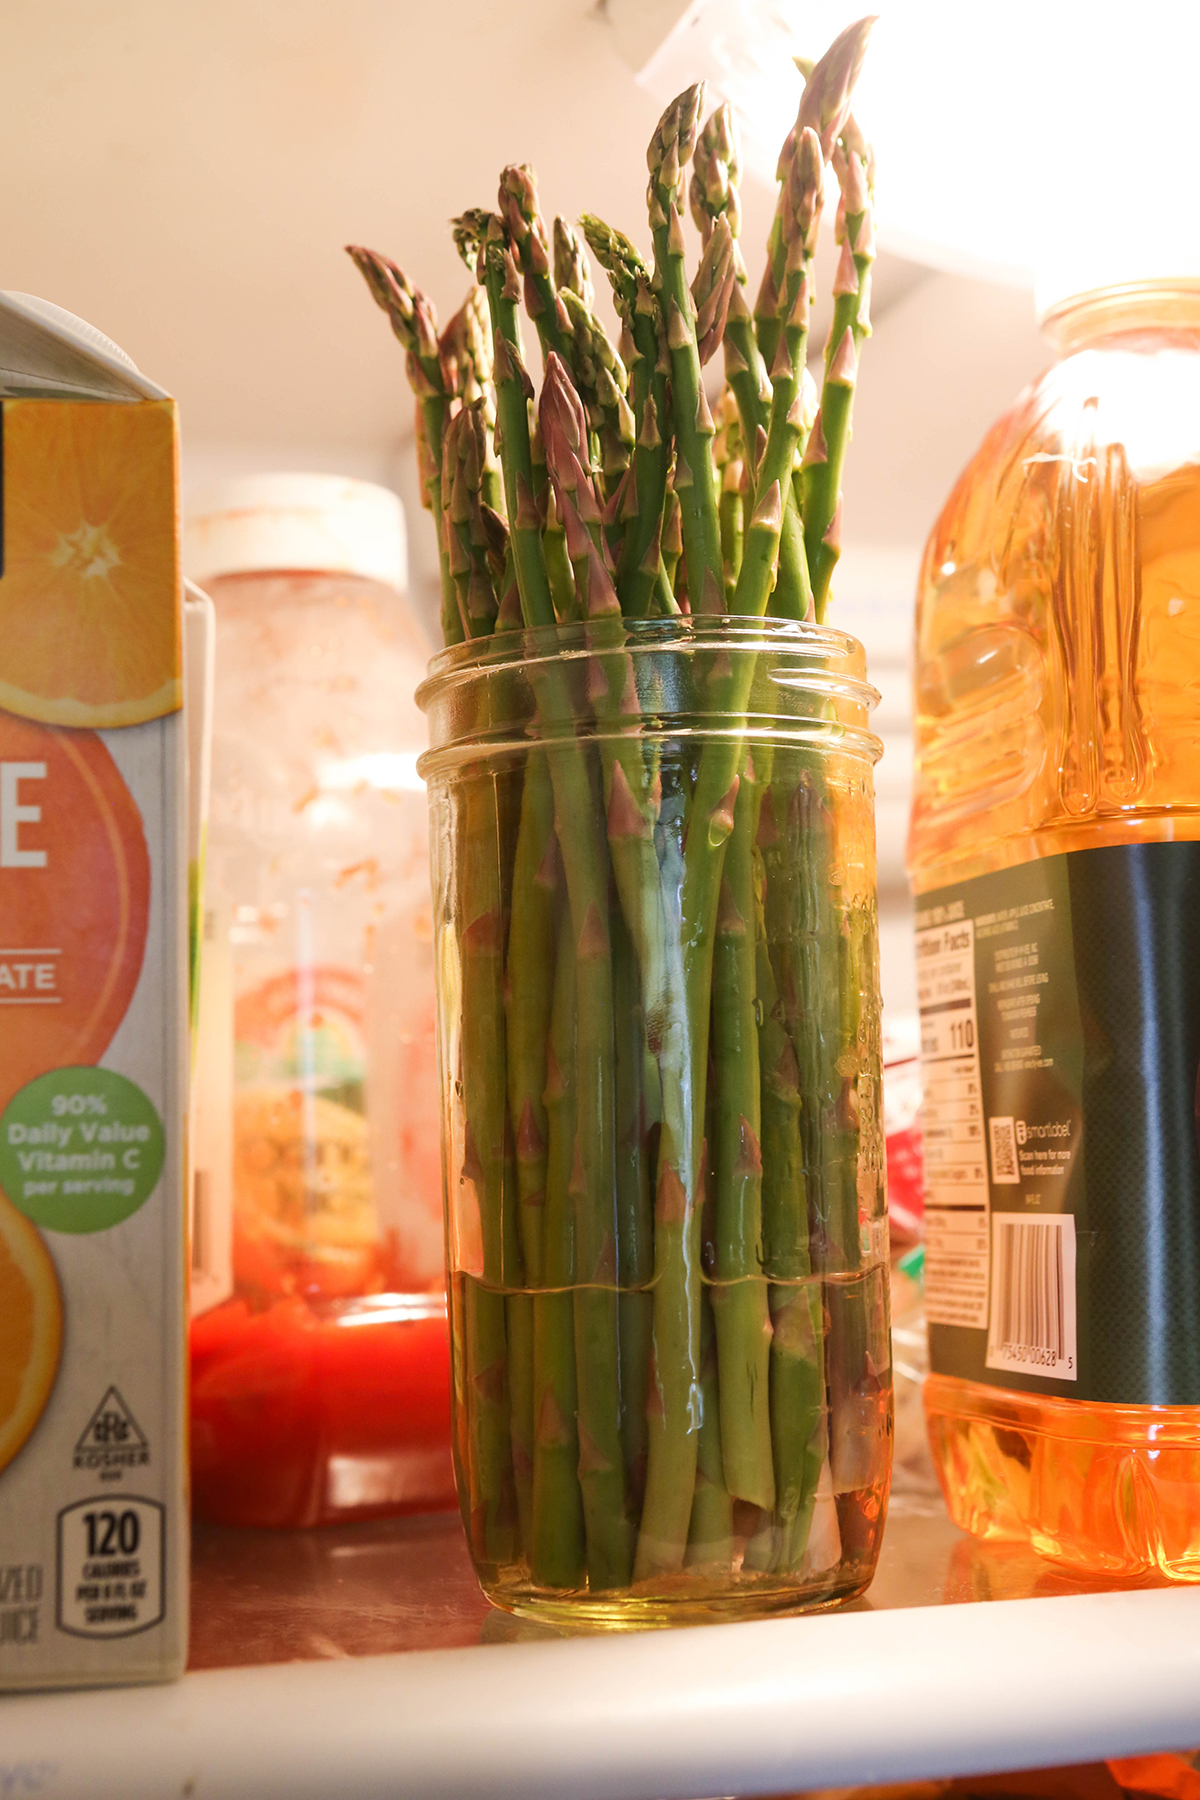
[[0, 292, 168, 402]]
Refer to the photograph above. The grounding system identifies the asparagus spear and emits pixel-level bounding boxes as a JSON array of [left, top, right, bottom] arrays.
[[691, 212, 738, 371], [613, 902, 654, 1511], [544, 487, 581, 624], [710, 751, 775, 1508], [457, 348, 623, 1590], [440, 285, 503, 515], [567, 857, 634, 1590], [731, 125, 823, 618], [746, 20, 873, 623], [698, 108, 831, 1533], [539, 350, 673, 1227], [802, 103, 877, 617], [346, 246, 460, 644], [443, 403, 502, 639], [691, 131, 827, 1526], [655, 159, 822, 1539], [531, 903, 587, 1589], [459, 791, 518, 1567], [458, 212, 634, 1586], [540, 354, 708, 1581], [685, 1293, 735, 1567], [647, 85, 726, 615], [500, 164, 574, 371], [689, 103, 746, 276], [691, 104, 811, 620], [796, 19, 875, 157], [454, 210, 557, 632], [505, 760, 558, 1293], [581, 215, 673, 617], [661, 486, 683, 604], [539, 352, 664, 1003], [825, 890, 884, 1505], [440, 285, 492, 408], [714, 387, 746, 596], [553, 215, 595, 309], [558, 287, 635, 494], [752, 840, 827, 1571], [425, 254, 550, 1565], [755, 17, 874, 377]]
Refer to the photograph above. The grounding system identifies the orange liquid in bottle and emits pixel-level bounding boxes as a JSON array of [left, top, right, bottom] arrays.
[[910, 284, 1200, 1581]]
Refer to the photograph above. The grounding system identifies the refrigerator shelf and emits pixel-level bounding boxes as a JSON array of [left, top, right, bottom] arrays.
[[3, 1493, 1199, 1799]]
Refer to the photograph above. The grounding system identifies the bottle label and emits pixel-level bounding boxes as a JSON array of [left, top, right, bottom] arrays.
[[917, 843, 1200, 1405], [230, 965, 380, 1298]]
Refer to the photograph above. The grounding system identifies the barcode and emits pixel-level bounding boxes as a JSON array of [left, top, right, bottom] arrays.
[[989, 1115, 1020, 1184], [986, 1213, 1077, 1379]]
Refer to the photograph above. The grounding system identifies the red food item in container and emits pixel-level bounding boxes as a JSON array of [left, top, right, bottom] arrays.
[[883, 1024, 925, 1251], [190, 1293, 457, 1529]]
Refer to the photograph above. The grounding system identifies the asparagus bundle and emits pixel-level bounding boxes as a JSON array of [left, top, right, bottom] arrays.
[[351, 16, 886, 1597]]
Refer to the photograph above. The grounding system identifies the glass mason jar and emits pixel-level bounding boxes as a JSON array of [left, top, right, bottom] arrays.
[[419, 616, 891, 1625], [910, 281, 1200, 1579]]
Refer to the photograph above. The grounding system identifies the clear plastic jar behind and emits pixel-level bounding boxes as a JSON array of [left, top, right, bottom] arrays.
[[210, 565, 439, 1299], [186, 475, 455, 1528]]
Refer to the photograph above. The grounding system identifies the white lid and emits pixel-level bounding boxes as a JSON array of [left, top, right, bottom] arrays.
[[184, 472, 407, 591]]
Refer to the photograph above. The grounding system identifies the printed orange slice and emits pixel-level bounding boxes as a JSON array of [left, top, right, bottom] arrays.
[[0, 399, 180, 728], [0, 1193, 62, 1473], [0, 710, 151, 1110]]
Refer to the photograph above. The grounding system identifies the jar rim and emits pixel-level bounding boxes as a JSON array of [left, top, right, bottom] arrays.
[[417, 613, 877, 708], [417, 613, 883, 780], [1040, 278, 1200, 348]]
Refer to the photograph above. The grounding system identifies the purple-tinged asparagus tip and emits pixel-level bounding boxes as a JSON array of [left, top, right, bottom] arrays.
[[796, 15, 877, 160], [346, 244, 440, 364], [783, 127, 824, 256], [648, 82, 707, 193], [539, 354, 597, 518]]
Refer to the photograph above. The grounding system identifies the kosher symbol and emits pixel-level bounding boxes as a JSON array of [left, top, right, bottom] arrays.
[[73, 1387, 149, 1477]]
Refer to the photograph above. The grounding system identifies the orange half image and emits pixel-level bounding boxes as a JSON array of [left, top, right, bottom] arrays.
[[0, 709, 151, 1110], [0, 1193, 62, 1474], [0, 399, 181, 728]]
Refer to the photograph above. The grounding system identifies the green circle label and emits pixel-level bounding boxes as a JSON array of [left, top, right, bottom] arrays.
[[0, 1067, 165, 1233]]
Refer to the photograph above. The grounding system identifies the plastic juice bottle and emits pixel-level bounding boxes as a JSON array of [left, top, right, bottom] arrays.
[[0, 295, 188, 1687], [909, 278, 1200, 1581], [184, 474, 455, 1529]]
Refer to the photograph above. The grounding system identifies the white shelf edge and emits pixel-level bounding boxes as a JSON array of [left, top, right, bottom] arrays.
[[4, 1584, 1200, 1799]]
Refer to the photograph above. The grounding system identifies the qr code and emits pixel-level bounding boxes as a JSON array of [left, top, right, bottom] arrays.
[[989, 1116, 1020, 1184]]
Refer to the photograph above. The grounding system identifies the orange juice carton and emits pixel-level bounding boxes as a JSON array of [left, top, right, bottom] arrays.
[[0, 295, 188, 1689]]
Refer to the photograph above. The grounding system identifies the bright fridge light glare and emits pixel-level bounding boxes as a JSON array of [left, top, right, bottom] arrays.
[[638, 0, 1200, 298]]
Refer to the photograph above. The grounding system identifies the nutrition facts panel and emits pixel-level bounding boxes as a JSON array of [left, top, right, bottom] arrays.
[[917, 913, 990, 1329]]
